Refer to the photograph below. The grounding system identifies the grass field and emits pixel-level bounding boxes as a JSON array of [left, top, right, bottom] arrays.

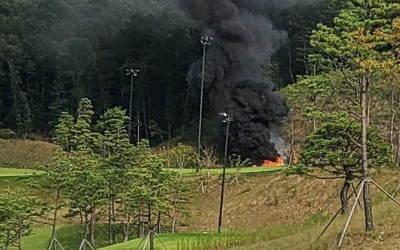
[[0, 166, 278, 178], [168, 166, 283, 177], [0, 167, 44, 177]]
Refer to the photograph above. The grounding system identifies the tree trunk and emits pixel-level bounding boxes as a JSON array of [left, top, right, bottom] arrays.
[[389, 82, 395, 162], [80, 208, 84, 225], [108, 188, 113, 244], [396, 131, 400, 167], [90, 210, 96, 247], [111, 196, 116, 243], [137, 209, 143, 237], [83, 213, 89, 250], [123, 216, 131, 242], [149, 229, 155, 250], [361, 79, 374, 231], [18, 220, 22, 250], [288, 46, 295, 84], [289, 119, 295, 166], [51, 189, 61, 239], [156, 211, 161, 234], [171, 217, 176, 233], [312, 119, 317, 133], [340, 178, 350, 214]]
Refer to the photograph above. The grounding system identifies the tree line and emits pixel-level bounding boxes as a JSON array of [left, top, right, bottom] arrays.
[[0, 0, 347, 142]]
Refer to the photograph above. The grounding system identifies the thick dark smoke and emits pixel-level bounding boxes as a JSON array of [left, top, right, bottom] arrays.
[[177, 0, 296, 164]]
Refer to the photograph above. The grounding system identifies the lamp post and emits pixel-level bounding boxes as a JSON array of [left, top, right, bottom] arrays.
[[217, 112, 233, 234], [125, 68, 140, 143], [197, 36, 213, 161]]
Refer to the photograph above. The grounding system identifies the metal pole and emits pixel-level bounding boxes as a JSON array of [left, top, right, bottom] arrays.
[[197, 43, 206, 159], [129, 74, 133, 139], [218, 117, 230, 234], [125, 68, 139, 143], [137, 113, 140, 144], [197, 36, 212, 166]]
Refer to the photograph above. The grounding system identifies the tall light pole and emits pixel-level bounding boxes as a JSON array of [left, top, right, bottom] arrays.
[[125, 68, 140, 143], [217, 112, 233, 234], [197, 36, 213, 161]]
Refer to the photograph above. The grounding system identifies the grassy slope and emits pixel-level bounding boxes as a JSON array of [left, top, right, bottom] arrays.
[[0, 139, 57, 168], [0, 167, 44, 177], [6, 168, 400, 250], [4, 139, 400, 249]]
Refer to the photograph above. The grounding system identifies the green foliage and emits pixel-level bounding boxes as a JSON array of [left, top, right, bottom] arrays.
[[310, 0, 400, 73], [70, 98, 98, 152], [0, 129, 17, 139], [53, 112, 74, 151], [47, 98, 192, 244], [0, 190, 43, 250], [63, 152, 106, 218], [300, 113, 391, 177]]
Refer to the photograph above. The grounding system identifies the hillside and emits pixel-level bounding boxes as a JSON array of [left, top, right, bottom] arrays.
[[0, 139, 57, 169], [180, 168, 400, 249]]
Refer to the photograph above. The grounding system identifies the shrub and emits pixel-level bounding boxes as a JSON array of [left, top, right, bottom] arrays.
[[0, 129, 17, 139]]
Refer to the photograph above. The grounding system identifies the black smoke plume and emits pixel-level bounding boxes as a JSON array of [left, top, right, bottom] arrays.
[[177, 0, 292, 164]]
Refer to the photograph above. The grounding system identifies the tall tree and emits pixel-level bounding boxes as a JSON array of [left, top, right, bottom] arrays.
[[307, 0, 400, 230], [97, 107, 133, 243]]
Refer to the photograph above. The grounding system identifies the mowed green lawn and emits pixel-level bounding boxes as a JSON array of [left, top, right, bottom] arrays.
[[168, 166, 283, 177], [0, 165, 281, 178], [19, 226, 230, 250], [98, 233, 229, 250], [0, 167, 44, 177]]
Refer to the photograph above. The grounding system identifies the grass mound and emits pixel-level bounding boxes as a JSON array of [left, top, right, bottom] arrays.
[[0, 139, 57, 169]]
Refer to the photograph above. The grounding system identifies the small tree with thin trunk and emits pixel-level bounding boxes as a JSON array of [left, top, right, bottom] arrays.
[[97, 107, 133, 244], [41, 150, 70, 241], [164, 143, 197, 178], [300, 113, 390, 214], [0, 190, 43, 250]]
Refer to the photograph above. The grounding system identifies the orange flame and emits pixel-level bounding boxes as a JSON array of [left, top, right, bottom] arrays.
[[262, 156, 284, 167]]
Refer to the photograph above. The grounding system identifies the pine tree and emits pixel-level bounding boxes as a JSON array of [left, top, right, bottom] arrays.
[[53, 112, 74, 152], [308, 0, 400, 231], [97, 107, 133, 243]]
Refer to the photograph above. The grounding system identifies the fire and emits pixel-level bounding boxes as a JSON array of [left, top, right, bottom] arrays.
[[262, 155, 284, 167]]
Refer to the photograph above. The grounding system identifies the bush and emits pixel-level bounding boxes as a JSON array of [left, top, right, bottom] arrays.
[[0, 129, 17, 139], [161, 143, 197, 169]]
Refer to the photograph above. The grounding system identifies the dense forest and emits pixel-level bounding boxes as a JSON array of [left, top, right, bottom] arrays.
[[0, 0, 345, 143]]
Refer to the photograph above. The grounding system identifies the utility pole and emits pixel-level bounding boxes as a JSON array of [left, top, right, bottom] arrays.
[[197, 36, 213, 161], [217, 112, 233, 234], [125, 68, 140, 143]]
